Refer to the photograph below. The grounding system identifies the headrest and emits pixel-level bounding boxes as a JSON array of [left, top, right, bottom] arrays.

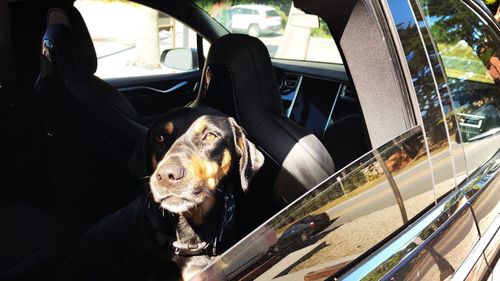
[[46, 7, 97, 75], [195, 34, 283, 133]]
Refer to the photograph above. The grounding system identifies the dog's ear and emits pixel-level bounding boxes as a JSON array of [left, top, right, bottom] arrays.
[[229, 117, 264, 192]]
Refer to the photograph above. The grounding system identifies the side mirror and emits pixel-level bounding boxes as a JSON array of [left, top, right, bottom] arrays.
[[160, 48, 198, 71], [289, 13, 320, 29]]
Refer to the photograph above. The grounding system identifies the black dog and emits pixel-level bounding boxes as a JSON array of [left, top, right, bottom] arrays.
[[59, 107, 264, 281], [147, 107, 264, 280]]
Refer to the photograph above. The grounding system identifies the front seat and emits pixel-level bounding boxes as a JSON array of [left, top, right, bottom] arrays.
[[192, 34, 335, 208], [34, 7, 146, 227]]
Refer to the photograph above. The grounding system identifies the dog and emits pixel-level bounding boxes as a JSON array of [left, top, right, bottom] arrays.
[[58, 107, 264, 281], [147, 106, 264, 280]]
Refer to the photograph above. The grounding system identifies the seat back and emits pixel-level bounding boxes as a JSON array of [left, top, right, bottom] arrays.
[[193, 34, 335, 205], [35, 7, 146, 228]]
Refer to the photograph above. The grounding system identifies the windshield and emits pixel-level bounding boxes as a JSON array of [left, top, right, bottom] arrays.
[[195, 0, 343, 64]]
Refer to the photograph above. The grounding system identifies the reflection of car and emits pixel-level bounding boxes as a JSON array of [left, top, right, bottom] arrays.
[[274, 213, 330, 252], [230, 4, 281, 37], [458, 102, 500, 141]]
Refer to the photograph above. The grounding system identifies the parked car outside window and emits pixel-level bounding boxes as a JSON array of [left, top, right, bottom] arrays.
[[230, 4, 282, 37]]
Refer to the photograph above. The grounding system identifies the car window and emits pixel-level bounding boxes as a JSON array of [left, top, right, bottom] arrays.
[[266, 10, 279, 17], [75, 0, 206, 79], [196, 0, 342, 64], [420, 0, 500, 173], [194, 126, 436, 280]]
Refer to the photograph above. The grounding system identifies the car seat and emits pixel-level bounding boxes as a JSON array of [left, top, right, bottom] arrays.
[[34, 7, 146, 227], [192, 34, 335, 227]]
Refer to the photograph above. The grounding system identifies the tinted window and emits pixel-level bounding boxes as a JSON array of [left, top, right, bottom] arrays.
[[195, 126, 435, 280], [387, 0, 459, 198], [266, 10, 279, 17], [420, 0, 500, 173]]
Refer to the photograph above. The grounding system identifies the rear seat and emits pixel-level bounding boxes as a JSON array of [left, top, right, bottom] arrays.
[[0, 202, 75, 280]]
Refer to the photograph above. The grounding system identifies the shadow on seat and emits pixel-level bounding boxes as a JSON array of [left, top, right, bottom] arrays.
[[34, 7, 146, 227]]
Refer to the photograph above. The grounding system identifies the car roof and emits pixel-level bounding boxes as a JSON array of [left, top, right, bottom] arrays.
[[231, 4, 276, 11]]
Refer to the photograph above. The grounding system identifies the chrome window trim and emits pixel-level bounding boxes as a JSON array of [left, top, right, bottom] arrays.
[[338, 149, 499, 280], [377, 0, 442, 204], [412, 0, 470, 179], [406, 0, 460, 196]]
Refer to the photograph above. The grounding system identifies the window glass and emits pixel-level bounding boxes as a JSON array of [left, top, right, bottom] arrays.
[[387, 0, 458, 199], [420, 0, 500, 172], [195, 126, 435, 280], [75, 0, 203, 79], [196, 0, 342, 64]]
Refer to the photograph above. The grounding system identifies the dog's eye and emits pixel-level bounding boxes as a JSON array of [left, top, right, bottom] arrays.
[[155, 135, 165, 143], [203, 132, 218, 142]]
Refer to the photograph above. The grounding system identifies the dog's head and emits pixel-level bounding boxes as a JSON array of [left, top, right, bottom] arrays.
[[148, 107, 264, 214]]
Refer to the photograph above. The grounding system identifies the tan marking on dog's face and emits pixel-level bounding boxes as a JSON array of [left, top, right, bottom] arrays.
[[165, 121, 174, 135], [190, 155, 219, 177], [221, 149, 232, 175]]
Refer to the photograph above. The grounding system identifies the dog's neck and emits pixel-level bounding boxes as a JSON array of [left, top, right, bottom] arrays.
[[172, 183, 237, 257], [176, 191, 224, 246]]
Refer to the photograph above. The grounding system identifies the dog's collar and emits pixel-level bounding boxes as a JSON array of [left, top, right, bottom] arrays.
[[172, 189, 235, 257], [172, 241, 211, 256]]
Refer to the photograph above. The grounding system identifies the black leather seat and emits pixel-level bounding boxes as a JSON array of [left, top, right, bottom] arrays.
[[193, 34, 335, 206], [34, 7, 146, 226]]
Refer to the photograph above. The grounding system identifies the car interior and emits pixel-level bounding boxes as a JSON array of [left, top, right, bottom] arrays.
[[0, 0, 412, 279]]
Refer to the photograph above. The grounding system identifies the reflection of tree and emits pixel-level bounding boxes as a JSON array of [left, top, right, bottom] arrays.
[[362, 242, 418, 281], [421, 0, 495, 67], [397, 22, 448, 148]]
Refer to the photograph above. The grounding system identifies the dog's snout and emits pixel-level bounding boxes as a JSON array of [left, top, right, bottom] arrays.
[[156, 164, 185, 185]]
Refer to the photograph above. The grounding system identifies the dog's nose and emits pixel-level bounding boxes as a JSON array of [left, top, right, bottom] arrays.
[[156, 164, 185, 185]]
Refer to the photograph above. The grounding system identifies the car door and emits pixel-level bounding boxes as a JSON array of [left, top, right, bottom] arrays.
[[75, 0, 210, 126], [189, 0, 498, 279]]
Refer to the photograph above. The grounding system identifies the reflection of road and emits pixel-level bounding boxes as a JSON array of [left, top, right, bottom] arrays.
[[324, 136, 499, 230], [260, 137, 499, 280]]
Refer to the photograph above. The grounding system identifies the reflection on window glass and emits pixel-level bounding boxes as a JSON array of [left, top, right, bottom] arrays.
[[195, 0, 342, 64], [75, 0, 202, 78], [420, 0, 500, 143], [387, 0, 457, 198], [194, 127, 435, 281]]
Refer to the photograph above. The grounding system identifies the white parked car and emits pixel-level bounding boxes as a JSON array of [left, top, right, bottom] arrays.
[[230, 4, 282, 37]]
